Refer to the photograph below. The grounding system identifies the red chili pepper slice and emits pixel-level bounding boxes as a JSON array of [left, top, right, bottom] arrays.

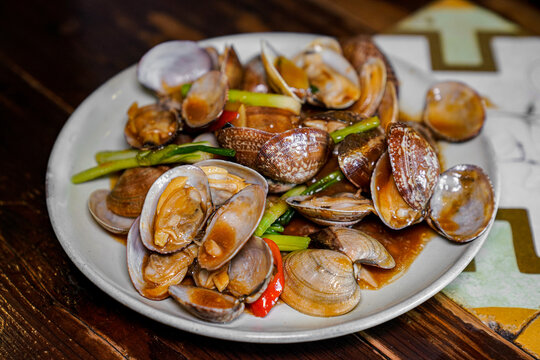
[[249, 238, 284, 317], [208, 110, 239, 131]]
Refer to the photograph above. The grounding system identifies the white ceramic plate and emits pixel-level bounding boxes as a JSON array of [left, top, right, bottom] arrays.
[[46, 33, 499, 343]]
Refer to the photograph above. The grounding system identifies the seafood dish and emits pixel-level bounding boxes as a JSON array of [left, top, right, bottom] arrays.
[[71, 34, 496, 325]]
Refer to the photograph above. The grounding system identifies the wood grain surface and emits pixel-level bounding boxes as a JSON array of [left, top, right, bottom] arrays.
[[1, 0, 539, 358]]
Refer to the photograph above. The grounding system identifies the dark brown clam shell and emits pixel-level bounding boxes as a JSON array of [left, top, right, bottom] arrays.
[[256, 128, 332, 184], [241, 55, 269, 93], [340, 35, 399, 93], [243, 106, 298, 133], [216, 127, 274, 168], [106, 166, 169, 217], [387, 122, 440, 211], [219, 45, 244, 89], [337, 127, 386, 192]]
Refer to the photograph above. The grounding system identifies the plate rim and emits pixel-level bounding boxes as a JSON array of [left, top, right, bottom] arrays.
[[46, 32, 500, 343]]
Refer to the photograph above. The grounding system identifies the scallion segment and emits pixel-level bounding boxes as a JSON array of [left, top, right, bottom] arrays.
[[330, 116, 380, 143], [263, 234, 310, 252]]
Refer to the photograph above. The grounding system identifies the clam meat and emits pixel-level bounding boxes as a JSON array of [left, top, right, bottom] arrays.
[[125, 102, 180, 149], [139, 165, 212, 253]]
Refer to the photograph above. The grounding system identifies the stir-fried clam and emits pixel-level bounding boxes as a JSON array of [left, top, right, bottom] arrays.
[[80, 36, 497, 323]]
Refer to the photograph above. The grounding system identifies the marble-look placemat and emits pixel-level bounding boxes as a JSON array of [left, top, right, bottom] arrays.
[[374, 0, 539, 356]]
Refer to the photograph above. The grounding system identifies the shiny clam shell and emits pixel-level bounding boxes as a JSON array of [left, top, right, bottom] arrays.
[[127, 217, 198, 300], [256, 128, 332, 184], [196, 159, 268, 206], [198, 184, 266, 271], [168, 285, 244, 323], [337, 127, 386, 192], [310, 227, 395, 270], [139, 165, 212, 254], [281, 249, 361, 317], [371, 152, 423, 230], [216, 127, 274, 168], [349, 57, 387, 118], [428, 164, 495, 243], [227, 236, 273, 303], [137, 41, 212, 93], [182, 70, 228, 128], [423, 81, 486, 142], [286, 192, 374, 226], [387, 122, 440, 211], [88, 189, 135, 234]]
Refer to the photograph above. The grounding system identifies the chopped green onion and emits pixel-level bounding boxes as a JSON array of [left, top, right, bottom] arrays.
[[228, 90, 301, 115], [263, 234, 310, 252], [330, 116, 380, 143]]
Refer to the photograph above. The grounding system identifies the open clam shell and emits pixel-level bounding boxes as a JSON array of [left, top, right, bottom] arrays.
[[137, 41, 212, 93], [125, 102, 180, 150], [281, 249, 361, 317], [378, 81, 399, 132], [227, 236, 274, 303], [337, 127, 386, 192], [196, 159, 268, 206], [256, 128, 332, 184], [241, 55, 269, 93], [387, 122, 440, 211], [219, 45, 243, 89], [286, 192, 374, 226], [427, 164, 495, 243], [168, 285, 244, 323], [139, 165, 213, 254], [198, 184, 266, 271], [261, 40, 308, 103], [349, 57, 387, 118], [310, 227, 395, 270], [294, 46, 360, 109], [182, 70, 228, 128], [371, 152, 423, 230], [423, 81, 486, 142], [88, 189, 135, 234], [127, 217, 198, 300]]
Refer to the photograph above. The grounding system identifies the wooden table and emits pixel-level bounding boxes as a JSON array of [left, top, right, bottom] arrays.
[[1, 0, 538, 358]]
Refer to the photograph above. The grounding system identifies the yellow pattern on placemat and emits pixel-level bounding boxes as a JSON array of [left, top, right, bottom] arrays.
[[471, 307, 538, 335], [516, 315, 540, 358]]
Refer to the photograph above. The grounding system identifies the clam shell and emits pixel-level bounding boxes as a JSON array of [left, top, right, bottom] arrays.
[[198, 184, 266, 271], [168, 285, 244, 323], [127, 217, 198, 300], [196, 159, 268, 205], [310, 227, 395, 269], [261, 40, 306, 103], [256, 128, 332, 184], [349, 57, 387, 118], [241, 55, 269, 93], [106, 166, 169, 218], [340, 35, 399, 93], [281, 249, 361, 317], [423, 81, 485, 142], [428, 164, 495, 243], [139, 165, 212, 254], [220, 45, 244, 89], [337, 127, 386, 192], [286, 193, 374, 226], [370, 152, 423, 230], [227, 236, 274, 303], [387, 122, 440, 211], [182, 70, 228, 128], [216, 127, 274, 168], [137, 41, 212, 93], [378, 81, 399, 132], [88, 189, 134, 234]]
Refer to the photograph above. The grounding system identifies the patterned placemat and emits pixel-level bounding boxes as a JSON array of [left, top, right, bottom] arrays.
[[376, 0, 540, 356]]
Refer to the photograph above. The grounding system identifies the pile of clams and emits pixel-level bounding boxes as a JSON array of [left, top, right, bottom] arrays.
[[84, 35, 496, 322]]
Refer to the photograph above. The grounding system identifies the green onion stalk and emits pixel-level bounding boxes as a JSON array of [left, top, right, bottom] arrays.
[[71, 144, 235, 184]]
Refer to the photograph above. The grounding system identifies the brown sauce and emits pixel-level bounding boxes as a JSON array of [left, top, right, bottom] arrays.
[[199, 220, 236, 267], [190, 288, 233, 309], [354, 216, 436, 290]]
